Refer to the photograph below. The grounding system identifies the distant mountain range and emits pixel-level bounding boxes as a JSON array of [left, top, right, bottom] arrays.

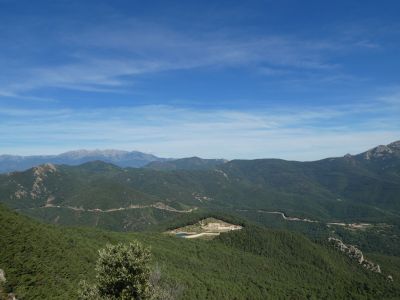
[[0, 149, 171, 173], [0, 140, 399, 231], [3, 140, 399, 174]]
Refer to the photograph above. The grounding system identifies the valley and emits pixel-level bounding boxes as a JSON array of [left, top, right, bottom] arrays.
[[1, 203, 400, 299], [2, 1, 400, 298], [1, 141, 400, 299]]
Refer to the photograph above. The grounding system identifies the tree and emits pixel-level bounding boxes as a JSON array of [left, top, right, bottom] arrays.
[[79, 242, 152, 300]]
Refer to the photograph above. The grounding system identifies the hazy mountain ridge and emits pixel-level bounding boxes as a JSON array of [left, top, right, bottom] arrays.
[[0, 149, 170, 173], [2, 140, 399, 173]]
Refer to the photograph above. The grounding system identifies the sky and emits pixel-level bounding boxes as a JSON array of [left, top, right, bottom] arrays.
[[0, 0, 399, 160]]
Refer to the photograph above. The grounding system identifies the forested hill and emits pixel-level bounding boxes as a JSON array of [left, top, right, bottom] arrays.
[[0, 141, 399, 299], [1, 204, 399, 299], [145, 156, 227, 170], [0, 141, 399, 232]]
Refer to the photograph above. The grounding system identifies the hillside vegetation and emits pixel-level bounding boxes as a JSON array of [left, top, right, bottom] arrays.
[[0, 142, 399, 236], [1, 141, 400, 299], [1, 204, 399, 299]]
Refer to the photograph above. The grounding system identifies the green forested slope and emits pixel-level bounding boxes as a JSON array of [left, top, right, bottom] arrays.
[[1, 142, 400, 229], [0, 141, 399, 266], [1, 204, 399, 299], [145, 157, 227, 170]]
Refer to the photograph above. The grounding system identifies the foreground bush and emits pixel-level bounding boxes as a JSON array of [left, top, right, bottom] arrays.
[[79, 241, 182, 300], [79, 242, 152, 300]]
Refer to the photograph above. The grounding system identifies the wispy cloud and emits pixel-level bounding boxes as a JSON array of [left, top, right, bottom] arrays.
[[1, 92, 399, 159], [0, 16, 380, 97], [1, 2, 398, 161]]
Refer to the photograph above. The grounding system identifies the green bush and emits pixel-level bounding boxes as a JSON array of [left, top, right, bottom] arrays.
[[79, 242, 152, 300]]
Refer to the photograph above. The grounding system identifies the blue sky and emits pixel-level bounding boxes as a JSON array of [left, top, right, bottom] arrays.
[[0, 0, 399, 160]]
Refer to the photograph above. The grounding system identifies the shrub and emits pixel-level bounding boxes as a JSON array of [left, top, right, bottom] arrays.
[[79, 242, 152, 300]]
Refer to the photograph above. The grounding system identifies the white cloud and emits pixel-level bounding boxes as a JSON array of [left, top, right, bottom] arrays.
[[1, 97, 399, 160], [0, 17, 376, 96]]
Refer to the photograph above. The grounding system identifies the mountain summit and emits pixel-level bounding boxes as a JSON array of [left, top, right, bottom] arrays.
[[359, 140, 400, 160]]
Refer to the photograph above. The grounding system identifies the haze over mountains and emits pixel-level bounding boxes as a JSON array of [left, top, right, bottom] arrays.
[[0, 149, 170, 173], [2, 140, 399, 174]]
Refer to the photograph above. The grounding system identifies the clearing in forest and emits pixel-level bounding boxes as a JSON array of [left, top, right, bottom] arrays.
[[167, 217, 242, 239]]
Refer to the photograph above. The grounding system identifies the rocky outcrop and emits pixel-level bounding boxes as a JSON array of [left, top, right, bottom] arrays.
[[10, 164, 57, 201], [3, 294, 17, 300], [30, 164, 57, 199], [192, 192, 213, 202], [0, 269, 5, 283], [364, 145, 393, 160], [0, 269, 18, 300], [388, 140, 400, 150], [362, 260, 381, 273], [362, 140, 400, 160], [328, 238, 381, 273], [13, 188, 27, 200]]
